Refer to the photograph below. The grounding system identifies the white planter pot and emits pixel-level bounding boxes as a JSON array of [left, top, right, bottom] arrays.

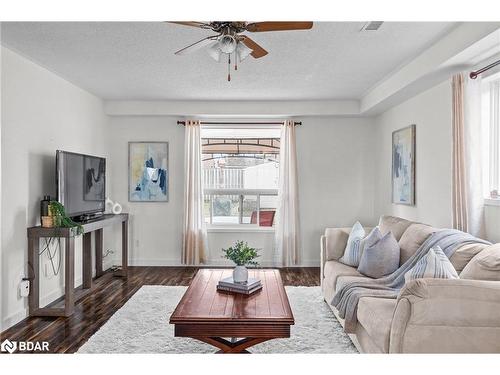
[[233, 266, 248, 284]]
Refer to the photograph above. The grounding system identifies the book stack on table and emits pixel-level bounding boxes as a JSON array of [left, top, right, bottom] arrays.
[[217, 276, 262, 295]]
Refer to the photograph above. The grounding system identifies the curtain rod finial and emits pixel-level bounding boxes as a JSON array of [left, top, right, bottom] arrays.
[[470, 72, 478, 79]]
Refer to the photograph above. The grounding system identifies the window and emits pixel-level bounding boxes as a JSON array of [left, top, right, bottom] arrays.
[[201, 126, 280, 227], [482, 73, 500, 201]]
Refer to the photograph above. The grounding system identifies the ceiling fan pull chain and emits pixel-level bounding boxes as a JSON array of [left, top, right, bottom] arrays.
[[234, 51, 238, 71], [228, 54, 231, 81]]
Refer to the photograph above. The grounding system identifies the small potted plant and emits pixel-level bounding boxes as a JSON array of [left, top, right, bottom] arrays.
[[222, 240, 260, 284], [49, 201, 84, 235]]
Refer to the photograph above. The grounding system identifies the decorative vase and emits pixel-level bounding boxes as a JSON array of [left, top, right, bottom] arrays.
[[112, 202, 123, 215], [233, 265, 248, 284]]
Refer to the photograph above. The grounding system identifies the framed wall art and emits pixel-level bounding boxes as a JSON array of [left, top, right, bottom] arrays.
[[392, 125, 416, 205], [129, 142, 169, 202]]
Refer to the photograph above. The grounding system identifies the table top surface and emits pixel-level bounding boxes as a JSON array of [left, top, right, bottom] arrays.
[[27, 213, 128, 237], [170, 269, 294, 325]]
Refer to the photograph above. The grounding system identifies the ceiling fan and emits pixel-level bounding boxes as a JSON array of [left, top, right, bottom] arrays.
[[169, 21, 313, 81]]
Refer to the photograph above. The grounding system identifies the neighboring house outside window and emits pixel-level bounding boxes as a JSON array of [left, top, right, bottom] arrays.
[[201, 126, 280, 227]]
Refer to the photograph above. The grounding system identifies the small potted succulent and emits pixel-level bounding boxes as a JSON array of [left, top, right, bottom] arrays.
[[222, 240, 260, 284]]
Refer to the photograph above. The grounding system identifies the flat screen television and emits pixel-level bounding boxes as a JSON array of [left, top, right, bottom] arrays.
[[56, 150, 106, 220]]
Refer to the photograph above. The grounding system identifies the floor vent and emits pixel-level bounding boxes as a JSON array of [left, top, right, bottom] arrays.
[[361, 21, 384, 31]]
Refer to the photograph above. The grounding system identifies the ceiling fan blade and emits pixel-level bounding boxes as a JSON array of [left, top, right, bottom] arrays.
[[168, 21, 210, 29], [246, 21, 313, 32], [241, 36, 268, 58], [174, 36, 218, 55]]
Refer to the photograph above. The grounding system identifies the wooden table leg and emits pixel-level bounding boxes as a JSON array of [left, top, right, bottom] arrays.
[[193, 337, 271, 353], [82, 232, 92, 289], [95, 228, 103, 277], [28, 237, 39, 316], [120, 220, 128, 278], [64, 236, 75, 316]]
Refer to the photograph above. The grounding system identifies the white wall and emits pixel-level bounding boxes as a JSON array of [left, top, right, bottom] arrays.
[[297, 117, 377, 264], [107, 116, 377, 267], [373, 80, 453, 228], [485, 205, 500, 243], [0, 44, 3, 334], [206, 229, 276, 266], [0, 47, 110, 330], [106, 116, 185, 265]]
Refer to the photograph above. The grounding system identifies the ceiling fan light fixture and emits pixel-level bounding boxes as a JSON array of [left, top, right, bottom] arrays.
[[218, 34, 237, 54], [236, 42, 253, 62], [207, 41, 222, 62]]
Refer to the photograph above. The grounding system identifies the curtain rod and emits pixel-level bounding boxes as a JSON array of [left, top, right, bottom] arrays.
[[470, 59, 500, 79], [177, 121, 302, 126]]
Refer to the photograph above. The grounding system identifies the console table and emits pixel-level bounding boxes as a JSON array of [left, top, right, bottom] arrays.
[[27, 213, 129, 318]]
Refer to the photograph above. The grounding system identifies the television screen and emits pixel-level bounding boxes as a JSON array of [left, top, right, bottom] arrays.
[[56, 150, 106, 218]]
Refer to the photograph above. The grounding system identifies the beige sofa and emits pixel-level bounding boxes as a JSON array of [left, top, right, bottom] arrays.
[[320, 215, 500, 353]]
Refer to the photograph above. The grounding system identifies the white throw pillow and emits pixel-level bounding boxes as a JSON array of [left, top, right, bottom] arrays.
[[339, 221, 366, 267], [404, 246, 459, 283]]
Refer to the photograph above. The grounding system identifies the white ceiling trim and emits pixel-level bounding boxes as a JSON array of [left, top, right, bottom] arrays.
[[360, 22, 500, 114], [104, 99, 361, 117]]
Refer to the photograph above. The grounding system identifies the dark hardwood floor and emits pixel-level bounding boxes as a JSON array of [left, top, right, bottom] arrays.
[[0, 266, 319, 353]]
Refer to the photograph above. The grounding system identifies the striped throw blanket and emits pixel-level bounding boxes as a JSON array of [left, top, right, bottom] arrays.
[[331, 229, 490, 333]]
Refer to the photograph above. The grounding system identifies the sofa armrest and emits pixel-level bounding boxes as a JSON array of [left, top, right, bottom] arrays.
[[320, 235, 326, 287], [390, 278, 500, 353], [320, 226, 373, 287], [323, 228, 351, 261]]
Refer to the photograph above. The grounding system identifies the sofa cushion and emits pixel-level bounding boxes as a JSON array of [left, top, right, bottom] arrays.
[[323, 260, 363, 291], [324, 228, 350, 261], [450, 242, 489, 272], [339, 221, 366, 266], [358, 232, 400, 278], [378, 215, 414, 241], [460, 243, 500, 281], [335, 275, 371, 292], [357, 297, 397, 353], [404, 246, 459, 283], [398, 223, 437, 265]]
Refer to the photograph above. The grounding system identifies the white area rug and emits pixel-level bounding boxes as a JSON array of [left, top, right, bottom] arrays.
[[78, 286, 357, 354]]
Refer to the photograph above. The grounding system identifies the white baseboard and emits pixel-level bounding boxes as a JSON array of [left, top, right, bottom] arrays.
[[2, 309, 28, 332], [129, 258, 319, 267], [39, 275, 82, 308], [2, 276, 84, 330], [128, 259, 183, 266]]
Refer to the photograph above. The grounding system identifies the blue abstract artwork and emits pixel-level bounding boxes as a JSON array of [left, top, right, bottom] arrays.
[[392, 125, 415, 205], [129, 142, 169, 202]]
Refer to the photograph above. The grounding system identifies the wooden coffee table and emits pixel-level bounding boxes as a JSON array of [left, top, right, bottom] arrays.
[[169, 268, 294, 353]]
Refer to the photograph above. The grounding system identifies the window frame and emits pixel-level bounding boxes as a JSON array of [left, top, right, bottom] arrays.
[[201, 123, 282, 229], [483, 72, 500, 205], [489, 79, 500, 197], [204, 188, 278, 228]]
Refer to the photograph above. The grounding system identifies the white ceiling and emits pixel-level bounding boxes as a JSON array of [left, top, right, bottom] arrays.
[[1, 22, 458, 100]]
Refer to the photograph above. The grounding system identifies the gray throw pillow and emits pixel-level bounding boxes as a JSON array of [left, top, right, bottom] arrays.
[[360, 226, 383, 255], [357, 231, 400, 278]]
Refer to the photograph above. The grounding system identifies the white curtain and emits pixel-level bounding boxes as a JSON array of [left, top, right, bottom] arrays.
[[452, 73, 485, 237], [274, 120, 301, 266], [182, 120, 207, 264]]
